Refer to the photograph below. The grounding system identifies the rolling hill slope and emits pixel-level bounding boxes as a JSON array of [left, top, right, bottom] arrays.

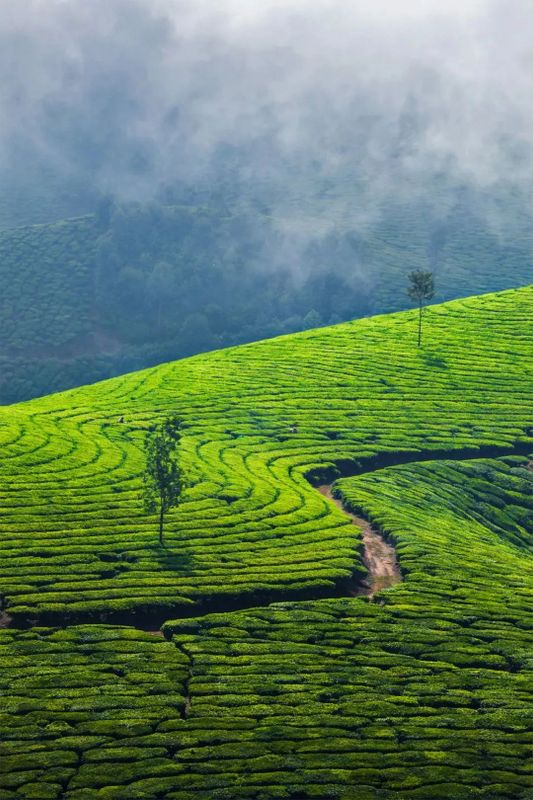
[[1, 193, 532, 405], [0, 286, 532, 799]]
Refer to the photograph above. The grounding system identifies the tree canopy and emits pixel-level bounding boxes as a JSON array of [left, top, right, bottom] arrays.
[[407, 269, 435, 346], [142, 415, 184, 546]]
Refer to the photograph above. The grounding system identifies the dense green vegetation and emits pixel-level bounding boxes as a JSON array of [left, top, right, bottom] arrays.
[[0, 287, 531, 798], [0, 217, 97, 354], [1, 191, 532, 404], [0, 626, 189, 798], [0, 162, 96, 233], [1, 286, 531, 623]]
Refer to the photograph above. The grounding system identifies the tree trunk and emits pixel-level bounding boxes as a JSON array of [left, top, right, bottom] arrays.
[[418, 301, 423, 347], [158, 506, 165, 547]]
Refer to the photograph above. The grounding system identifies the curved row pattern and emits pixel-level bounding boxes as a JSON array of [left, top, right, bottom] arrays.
[[0, 288, 531, 624]]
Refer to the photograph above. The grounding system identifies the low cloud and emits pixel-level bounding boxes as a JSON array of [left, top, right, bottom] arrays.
[[1, 0, 533, 228]]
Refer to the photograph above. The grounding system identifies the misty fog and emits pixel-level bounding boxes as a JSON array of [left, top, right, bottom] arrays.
[[2, 0, 533, 223]]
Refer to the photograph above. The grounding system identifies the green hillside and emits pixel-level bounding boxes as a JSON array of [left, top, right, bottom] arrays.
[[0, 192, 532, 405], [0, 216, 97, 353], [0, 287, 532, 799]]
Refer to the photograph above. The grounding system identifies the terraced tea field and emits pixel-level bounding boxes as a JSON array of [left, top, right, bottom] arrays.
[[0, 286, 532, 799]]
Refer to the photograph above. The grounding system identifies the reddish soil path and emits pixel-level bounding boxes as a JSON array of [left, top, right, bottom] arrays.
[[317, 484, 401, 598]]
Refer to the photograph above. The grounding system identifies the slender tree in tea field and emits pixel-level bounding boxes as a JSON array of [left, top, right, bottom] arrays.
[[407, 269, 435, 347], [142, 415, 184, 546]]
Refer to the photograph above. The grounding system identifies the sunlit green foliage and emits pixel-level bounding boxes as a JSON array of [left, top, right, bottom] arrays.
[[0, 626, 189, 799], [0, 287, 531, 797], [142, 417, 185, 546], [0, 286, 531, 623]]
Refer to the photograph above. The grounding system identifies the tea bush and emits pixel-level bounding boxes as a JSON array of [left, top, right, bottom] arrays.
[[0, 286, 532, 797], [0, 287, 531, 624]]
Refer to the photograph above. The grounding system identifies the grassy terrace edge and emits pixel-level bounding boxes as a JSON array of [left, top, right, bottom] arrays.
[[0, 286, 532, 800], [0, 285, 531, 625], [3, 443, 531, 630]]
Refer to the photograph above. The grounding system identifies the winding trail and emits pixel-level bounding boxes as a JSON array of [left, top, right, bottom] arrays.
[[0, 482, 399, 633], [3, 444, 530, 632], [317, 484, 401, 597]]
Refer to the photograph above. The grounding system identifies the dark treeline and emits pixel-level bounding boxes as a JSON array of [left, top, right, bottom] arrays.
[[0, 199, 374, 404], [94, 199, 372, 349]]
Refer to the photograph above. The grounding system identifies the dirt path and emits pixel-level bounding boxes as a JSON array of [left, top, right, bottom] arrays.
[[317, 485, 401, 597], [4, 445, 529, 631]]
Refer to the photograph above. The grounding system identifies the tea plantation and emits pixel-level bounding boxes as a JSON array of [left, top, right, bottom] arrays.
[[3, 192, 533, 407], [0, 286, 532, 799]]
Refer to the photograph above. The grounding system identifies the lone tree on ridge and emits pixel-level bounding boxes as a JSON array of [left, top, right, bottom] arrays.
[[142, 415, 184, 547], [407, 270, 435, 347]]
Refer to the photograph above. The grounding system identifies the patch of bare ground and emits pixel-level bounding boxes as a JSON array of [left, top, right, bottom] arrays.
[[0, 611, 13, 628], [317, 484, 401, 598]]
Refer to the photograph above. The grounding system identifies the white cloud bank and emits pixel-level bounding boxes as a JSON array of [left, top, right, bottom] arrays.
[[1, 0, 533, 209]]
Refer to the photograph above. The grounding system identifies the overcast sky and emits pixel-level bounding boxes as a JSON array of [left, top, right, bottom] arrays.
[[1, 0, 532, 212]]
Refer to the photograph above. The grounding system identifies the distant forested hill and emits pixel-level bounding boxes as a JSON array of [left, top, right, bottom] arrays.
[[0, 190, 532, 404]]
